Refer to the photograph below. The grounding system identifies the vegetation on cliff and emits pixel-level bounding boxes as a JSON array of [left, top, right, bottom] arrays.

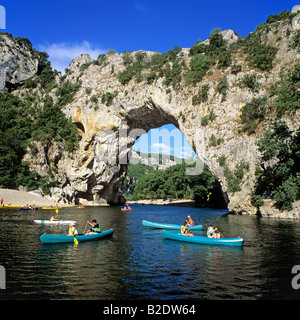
[[0, 36, 81, 191], [241, 63, 300, 211], [256, 122, 300, 211], [0, 87, 80, 191]]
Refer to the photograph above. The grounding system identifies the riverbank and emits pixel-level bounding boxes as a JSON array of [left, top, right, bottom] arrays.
[[0, 188, 70, 208]]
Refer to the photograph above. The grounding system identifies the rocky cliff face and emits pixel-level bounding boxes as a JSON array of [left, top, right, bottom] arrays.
[[0, 33, 38, 90], [3, 6, 300, 217]]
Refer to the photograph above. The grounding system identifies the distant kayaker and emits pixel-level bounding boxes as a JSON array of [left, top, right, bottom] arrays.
[[50, 214, 59, 221], [122, 203, 131, 211], [181, 220, 193, 237], [0, 198, 3, 206], [85, 219, 101, 234], [187, 215, 194, 227], [68, 223, 78, 236], [207, 223, 220, 239]]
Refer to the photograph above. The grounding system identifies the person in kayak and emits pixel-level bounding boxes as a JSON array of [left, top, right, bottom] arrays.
[[50, 214, 59, 221], [85, 219, 101, 234], [122, 203, 131, 211], [207, 223, 220, 239], [181, 220, 193, 237], [187, 215, 194, 227], [68, 223, 78, 236]]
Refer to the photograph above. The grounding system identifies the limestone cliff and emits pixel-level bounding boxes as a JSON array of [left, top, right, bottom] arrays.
[[2, 6, 300, 217], [0, 33, 38, 90]]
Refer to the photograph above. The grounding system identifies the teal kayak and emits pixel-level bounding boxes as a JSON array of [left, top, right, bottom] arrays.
[[40, 229, 114, 244], [142, 220, 203, 231], [162, 230, 244, 247]]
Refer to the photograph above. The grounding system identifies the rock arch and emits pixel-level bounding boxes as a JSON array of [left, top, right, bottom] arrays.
[[66, 97, 234, 209]]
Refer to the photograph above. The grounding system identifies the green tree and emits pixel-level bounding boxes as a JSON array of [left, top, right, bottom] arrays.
[[271, 64, 300, 115], [185, 55, 214, 85], [129, 162, 218, 205], [246, 42, 278, 71], [257, 122, 300, 211]]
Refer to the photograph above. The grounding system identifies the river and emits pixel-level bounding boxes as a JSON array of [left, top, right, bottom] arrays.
[[0, 204, 299, 300]]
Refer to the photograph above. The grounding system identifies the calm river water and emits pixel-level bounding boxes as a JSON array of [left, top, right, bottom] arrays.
[[0, 204, 299, 300]]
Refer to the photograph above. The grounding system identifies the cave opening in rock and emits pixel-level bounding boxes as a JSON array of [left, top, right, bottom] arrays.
[[74, 121, 85, 134], [122, 123, 227, 209]]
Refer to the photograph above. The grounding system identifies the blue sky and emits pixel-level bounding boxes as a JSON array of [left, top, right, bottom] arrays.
[[132, 124, 197, 159], [0, 0, 296, 158], [1, 0, 296, 71]]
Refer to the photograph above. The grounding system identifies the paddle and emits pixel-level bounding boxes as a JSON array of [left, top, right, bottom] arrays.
[[73, 235, 78, 245], [83, 221, 88, 234], [212, 226, 223, 238], [215, 227, 224, 238]]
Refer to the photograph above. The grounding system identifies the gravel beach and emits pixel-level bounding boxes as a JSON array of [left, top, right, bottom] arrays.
[[0, 188, 68, 208]]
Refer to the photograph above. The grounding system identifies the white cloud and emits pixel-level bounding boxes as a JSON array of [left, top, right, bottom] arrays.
[[151, 142, 172, 154], [38, 41, 107, 72]]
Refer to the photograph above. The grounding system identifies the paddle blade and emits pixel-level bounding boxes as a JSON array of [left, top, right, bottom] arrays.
[[74, 237, 78, 245]]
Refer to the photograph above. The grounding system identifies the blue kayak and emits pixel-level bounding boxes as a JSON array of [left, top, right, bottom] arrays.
[[162, 230, 244, 247], [40, 229, 114, 244], [142, 220, 203, 231]]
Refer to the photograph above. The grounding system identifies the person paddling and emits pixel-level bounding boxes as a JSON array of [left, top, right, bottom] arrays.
[[181, 220, 193, 237], [187, 215, 194, 227], [68, 223, 78, 236], [85, 219, 101, 234], [50, 214, 59, 221], [207, 223, 220, 239], [69, 223, 78, 245], [122, 203, 131, 211]]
